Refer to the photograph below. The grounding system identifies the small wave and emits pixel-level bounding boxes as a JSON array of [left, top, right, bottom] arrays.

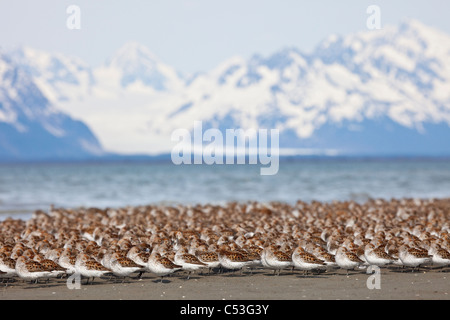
[[0, 210, 33, 221], [348, 192, 372, 203]]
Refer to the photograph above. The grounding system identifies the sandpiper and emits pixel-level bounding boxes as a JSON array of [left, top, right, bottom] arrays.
[[147, 251, 182, 282], [291, 246, 326, 275], [335, 246, 364, 275]]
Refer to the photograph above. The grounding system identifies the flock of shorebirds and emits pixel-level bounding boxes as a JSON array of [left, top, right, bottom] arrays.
[[0, 197, 450, 286]]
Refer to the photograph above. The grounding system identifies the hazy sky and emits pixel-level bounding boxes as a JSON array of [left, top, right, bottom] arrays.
[[0, 0, 449, 74]]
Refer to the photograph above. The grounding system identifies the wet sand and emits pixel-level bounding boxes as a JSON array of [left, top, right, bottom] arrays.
[[1, 266, 449, 300]]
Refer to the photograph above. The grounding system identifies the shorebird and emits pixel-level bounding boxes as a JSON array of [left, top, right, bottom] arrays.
[[428, 243, 450, 268], [127, 245, 151, 268], [2, 195, 450, 288], [58, 249, 78, 275], [44, 248, 64, 262], [128, 250, 151, 278], [75, 253, 111, 284], [291, 246, 326, 275], [0, 253, 17, 280], [109, 252, 144, 282], [398, 245, 432, 272], [240, 245, 263, 274], [195, 249, 220, 274], [100, 250, 116, 270], [15, 256, 50, 284], [363, 243, 395, 267], [261, 245, 292, 275], [217, 247, 251, 275], [33, 254, 67, 279], [312, 247, 337, 269], [386, 242, 403, 266], [147, 251, 182, 282], [174, 247, 207, 279], [335, 246, 364, 275]]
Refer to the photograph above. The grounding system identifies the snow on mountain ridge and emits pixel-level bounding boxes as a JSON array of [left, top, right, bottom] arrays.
[[101, 41, 185, 92], [7, 46, 94, 103], [0, 50, 104, 159], [3, 19, 450, 156], [121, 20, 450, 153]]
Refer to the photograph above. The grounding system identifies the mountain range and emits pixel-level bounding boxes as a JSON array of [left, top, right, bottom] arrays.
[[0, 50, 103, 161], [1, 19, 450, 161]]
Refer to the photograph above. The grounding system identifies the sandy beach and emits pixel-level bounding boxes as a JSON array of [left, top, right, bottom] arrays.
[[1, 198, 449, 305], [1, 265, 449, 300]]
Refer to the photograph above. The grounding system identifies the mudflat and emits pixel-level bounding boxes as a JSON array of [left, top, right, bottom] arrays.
[[1, 266, 448, 300]]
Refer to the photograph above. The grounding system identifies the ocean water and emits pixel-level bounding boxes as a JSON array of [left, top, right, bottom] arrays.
[[1, 158, 450, 221]]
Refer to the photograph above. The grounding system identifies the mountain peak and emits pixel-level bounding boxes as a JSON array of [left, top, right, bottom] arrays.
[[8, 45, 90, 70], [102, 41, 184, 91], [0, 50, 104, 160], [2, 20, 450, 157], [108, 41, 160, 67], [397, 18, 450, 54], [399, 18, 442, 34]]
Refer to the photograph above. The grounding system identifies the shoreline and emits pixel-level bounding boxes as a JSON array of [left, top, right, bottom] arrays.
[[1, 266, 449, 300], [1, 198, 449, 301]]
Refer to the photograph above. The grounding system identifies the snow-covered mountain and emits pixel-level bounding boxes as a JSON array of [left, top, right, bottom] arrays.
[[2, 19, 450, 158], [7, 46, 94, 103], [0, 50, 103, 161], [157, 19, 450, 156], [97, 41, 185, 92]]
